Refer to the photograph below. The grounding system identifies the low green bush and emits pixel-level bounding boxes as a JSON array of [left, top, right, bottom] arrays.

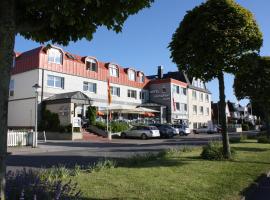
[[229, 134, 247, 143], [257, 136, 270, 144], [86, 159, 116, 173], [95, 121, 107, 130], [242, 124, 249, 131], [126, 153, 158, 166], [95, 121, 129, 133], [201, 141, 236, 160]]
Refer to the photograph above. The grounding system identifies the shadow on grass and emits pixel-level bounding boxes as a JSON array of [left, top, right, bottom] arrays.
[[232, 147, 269, 152], [240, 173, 269, 200]]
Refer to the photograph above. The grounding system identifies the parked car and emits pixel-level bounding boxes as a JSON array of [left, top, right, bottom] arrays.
[[120, 125, 160, 139], [193, 125, 217, 134], [154, 124, 177, 138], [172, 124, 190, 136]]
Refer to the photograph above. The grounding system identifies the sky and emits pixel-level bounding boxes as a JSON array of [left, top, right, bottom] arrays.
[[15, 0, 270, 105]]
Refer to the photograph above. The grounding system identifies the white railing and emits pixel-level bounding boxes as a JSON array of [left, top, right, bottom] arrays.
[[7, 130, 33, 147]]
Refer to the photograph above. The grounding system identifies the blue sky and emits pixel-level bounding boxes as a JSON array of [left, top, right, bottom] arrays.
[[15, 0, 270, 105]]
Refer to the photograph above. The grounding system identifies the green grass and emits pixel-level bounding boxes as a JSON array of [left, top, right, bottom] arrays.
[[72, 140, 270, 200]]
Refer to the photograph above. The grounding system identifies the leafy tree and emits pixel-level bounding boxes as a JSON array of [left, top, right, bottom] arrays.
[[86, 106, 97, 126], [0, 0, 153, 198], [234, 55, 270, 137], [169, 0, 262, 159]]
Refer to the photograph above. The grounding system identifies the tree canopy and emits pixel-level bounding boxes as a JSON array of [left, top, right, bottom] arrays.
[[169, 0, 262, 81], [16, 0, 153, 45]]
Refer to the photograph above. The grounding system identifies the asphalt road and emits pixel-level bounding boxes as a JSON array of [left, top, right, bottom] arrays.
[[6, 132, 256, 170]]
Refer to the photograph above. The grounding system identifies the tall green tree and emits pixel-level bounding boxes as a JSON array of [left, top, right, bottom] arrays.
[[169, 0, 262, 159], [234, 55, 270, 137], [0, 0, 153, 198]]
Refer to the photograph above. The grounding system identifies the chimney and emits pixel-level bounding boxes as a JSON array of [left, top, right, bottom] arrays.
[[157, 65, 164, 79]]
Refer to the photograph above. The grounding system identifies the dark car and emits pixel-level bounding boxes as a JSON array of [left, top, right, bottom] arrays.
[[153, 124, 176, 138]]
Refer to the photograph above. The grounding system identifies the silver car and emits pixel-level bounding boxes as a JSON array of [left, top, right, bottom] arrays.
[[173, 124, 191, 136], [121, 126, 160, 139]]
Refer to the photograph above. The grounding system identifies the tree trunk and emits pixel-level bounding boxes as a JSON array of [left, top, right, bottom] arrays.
[[0, 0, 16, 199], [218, 72, 231, 159]]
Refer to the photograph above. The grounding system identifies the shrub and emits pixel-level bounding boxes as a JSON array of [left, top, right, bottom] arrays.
[[242, 124, 249, 131], [229, 134, 247, 143], [95, 121, 107, 130], [39, 109, 61, 132], [86, 106, 97, 125], [73, 127, 81, 133], [126, 153, 158, 166], [257, 136, 270, 144], [201, 142, 236, 160], [6, 169, 81, 200], [87, 159, 116, 173], [110, 121, 129, 133]]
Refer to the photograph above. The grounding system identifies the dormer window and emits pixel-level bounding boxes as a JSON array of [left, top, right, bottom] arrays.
[[138, 72, 145, 83], [86, 58, 98, 72], [128, 69, 136, 81], [48, 48, 62, 64], [109, 64, 119, 77]]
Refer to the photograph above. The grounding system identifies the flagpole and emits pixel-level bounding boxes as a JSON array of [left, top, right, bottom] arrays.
[[107, 78, 112, 140]]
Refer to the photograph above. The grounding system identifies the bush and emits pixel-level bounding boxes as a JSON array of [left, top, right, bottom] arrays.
[[257, 136, 270, 144], [201, 141, 236, 160], [6, 169, 81, 200], [86, 106, 97, 125], [95, 121, 106, 130], [126, 153, 158, 166], [229, 134, 247, 143], [110, 121, 129, 133], [242, 124, 249, 131]]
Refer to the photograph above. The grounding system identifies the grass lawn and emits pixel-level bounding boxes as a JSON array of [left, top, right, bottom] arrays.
[[73, 140, 270, 200]]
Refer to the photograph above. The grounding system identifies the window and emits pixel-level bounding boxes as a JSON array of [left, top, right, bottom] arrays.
[[9, 80, 14, 97], [47, 75, 64, 89], [181, 88, 187, 96], [140, 91, 145, 100], [86, 58, 97, 72], [175, 102, 180, 111], [193, 123, 198, 129], [199, 106, 204, 115], [110, 86, 120, 97], [192, 91, 197, 100], [193, 105, 197, 115], [127, 89, 137, 99], [193, 80, 197, 87], [200, 93, 203, 101], [128, 70, 136, 81], [173, 85, 180, 94], [162, 87, 166, 93], [48, 48, 62, 64], [138, 73, 144, 83], [206, 107, 210, 116], [205, 94, 209, 102], [83, 82, 97, 93], [109, 64, 119, 77], [181, 103, 187, 112]]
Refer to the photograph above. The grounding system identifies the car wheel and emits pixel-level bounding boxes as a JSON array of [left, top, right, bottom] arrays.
[[193, 130, 198, 134], [141, 133, 147, 140], [180, 131, 185, 136], [121, 133, 126, 138]]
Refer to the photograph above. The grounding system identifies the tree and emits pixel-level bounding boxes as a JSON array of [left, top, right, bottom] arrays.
[[234, 55, 270, 137], [169, 0, 262, 159], [0, 0, 153, 198], [86, 106, 97, 126]]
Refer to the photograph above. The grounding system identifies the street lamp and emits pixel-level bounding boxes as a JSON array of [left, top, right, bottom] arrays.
[[32, 83, 41, 148]]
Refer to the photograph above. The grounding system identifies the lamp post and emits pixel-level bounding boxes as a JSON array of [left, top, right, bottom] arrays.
[[32, 83, 41, 148]]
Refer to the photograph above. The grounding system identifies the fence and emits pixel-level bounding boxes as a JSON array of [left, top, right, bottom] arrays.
[[7, 130, 33, 147]]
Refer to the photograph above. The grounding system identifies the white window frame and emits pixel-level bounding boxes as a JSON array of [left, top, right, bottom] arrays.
[[47, 75, 64, 89], [138, 73, 145, 83], [175, 102, 180, 111], [9, 79, 15, 96], [48, 48, 62, 64], [199, 106, 204, 115], [109, 64, 119, 77], [181, 87, 187, 96], [193, 105, 197, 115], [200, 93, 204, 102], [192, 91, 197, 100], [140, 91, 145, 100], [173, 85, 180, 94], [128, 69, 136, 81], [206, 107, 210, 116], [83, 81, 97, 93], [110, 86, 120, 97], [205, 94, 209, 103], [127, 89, 137, 99], [86, 58, 97, 72]]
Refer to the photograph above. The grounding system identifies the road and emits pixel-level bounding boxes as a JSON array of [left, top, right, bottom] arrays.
[[6, 132, 255, 170]]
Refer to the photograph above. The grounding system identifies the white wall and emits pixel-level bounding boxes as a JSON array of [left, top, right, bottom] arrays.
[[188, 89, 212, 129], [8, 70, 40, 127], [41, 69, 148, 109]]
